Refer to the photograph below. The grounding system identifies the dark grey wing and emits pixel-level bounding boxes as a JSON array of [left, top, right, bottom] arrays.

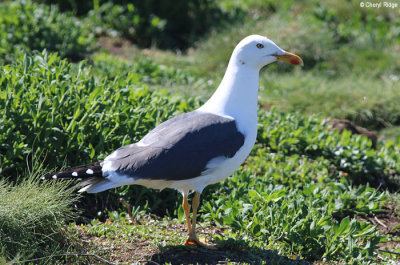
[[102, 111, 245, 181]]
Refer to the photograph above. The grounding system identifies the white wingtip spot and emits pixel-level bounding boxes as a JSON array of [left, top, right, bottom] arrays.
[[52, 175, 57, 179], [41, 176, 46, 180], [86, 169, 94, 175], [72, 172, 78, 177]]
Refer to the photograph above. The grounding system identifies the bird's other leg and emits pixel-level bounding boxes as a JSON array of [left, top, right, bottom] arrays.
[[185, 192, 217, 249], [189, 191, 200, 240]]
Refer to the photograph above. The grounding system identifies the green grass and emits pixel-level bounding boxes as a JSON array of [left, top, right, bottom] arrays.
[[259, 71, 400, 130], [0, 173, 79, 262]]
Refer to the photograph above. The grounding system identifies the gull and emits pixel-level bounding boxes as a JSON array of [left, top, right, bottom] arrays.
[[43, 35, 303, 248]]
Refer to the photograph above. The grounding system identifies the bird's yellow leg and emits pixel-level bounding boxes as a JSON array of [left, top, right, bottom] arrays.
[[182, 193, 192, 235], [185, 192, 217, 249]]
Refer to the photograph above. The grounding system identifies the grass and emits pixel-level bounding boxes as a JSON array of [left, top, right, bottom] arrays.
[[0, 172, 79, 263], [258, 71, 400, 130]]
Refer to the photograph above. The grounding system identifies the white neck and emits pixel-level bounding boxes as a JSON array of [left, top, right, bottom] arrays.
[[199, 57, 260, 128]]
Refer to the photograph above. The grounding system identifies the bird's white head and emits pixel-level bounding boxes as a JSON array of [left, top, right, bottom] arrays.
[[200, 34, 303, 124], [231, 35, 303, 70]]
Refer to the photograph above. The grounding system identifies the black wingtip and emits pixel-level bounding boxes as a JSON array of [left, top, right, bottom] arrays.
[[41, 162, 103, 180]]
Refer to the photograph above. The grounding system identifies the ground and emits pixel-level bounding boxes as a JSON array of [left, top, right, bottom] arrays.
[[361, 204, 400, 261], [69, 217, 312, 265], [67, 203, 400, 265]]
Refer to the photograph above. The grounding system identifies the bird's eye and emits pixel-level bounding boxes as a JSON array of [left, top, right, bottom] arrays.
[[256, 43, 264, 49]]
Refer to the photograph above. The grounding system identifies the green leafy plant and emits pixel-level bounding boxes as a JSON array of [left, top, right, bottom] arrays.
[[91, 53, 193, 87], [255, 109, 400, 186], [0, 51, 200, 180], [86, 2, 166, 47], [0, 0, 95, 62], [82, 0, 228, 49], [202, 173, 382, 262]]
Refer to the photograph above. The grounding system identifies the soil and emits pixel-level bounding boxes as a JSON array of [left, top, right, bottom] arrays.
[[72, 222, 310, 265], [97, 36, 133, 57], [359, 204, 400, 256]]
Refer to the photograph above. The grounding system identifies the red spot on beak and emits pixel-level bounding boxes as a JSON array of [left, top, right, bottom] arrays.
[[275, 51, 303, 66], [290, 59, 300, 65]]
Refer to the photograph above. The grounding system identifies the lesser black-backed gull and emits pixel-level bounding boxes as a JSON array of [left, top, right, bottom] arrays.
[[43, 35, 303, 248]]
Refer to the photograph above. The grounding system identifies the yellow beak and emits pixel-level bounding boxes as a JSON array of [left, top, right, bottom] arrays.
[[275, 51, 304, 66]]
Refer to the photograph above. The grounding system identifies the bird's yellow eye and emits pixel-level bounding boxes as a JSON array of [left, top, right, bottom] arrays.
[[256, 43, 264, 49]]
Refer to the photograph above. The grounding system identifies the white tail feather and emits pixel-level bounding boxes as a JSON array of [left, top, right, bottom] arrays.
[[78, 180, 119, 193]]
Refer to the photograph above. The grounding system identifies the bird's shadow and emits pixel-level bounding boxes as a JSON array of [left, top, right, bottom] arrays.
[[148, 238, 310, 265]]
